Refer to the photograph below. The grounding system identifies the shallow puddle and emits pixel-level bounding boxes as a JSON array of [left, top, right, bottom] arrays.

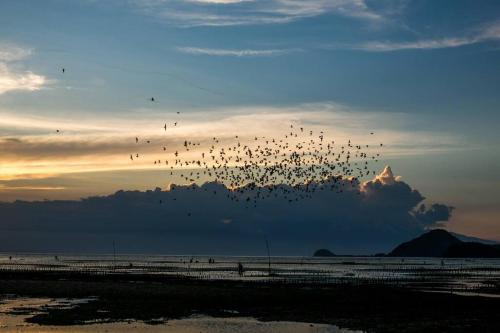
[[0, 297, 362, 332]]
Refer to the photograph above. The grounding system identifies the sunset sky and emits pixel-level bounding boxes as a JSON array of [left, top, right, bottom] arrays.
[[1, 0, 500, 242]]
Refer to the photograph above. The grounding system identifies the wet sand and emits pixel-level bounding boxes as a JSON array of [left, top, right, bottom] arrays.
[[0, 297, 355, 333], [1, 273, 500, 332]]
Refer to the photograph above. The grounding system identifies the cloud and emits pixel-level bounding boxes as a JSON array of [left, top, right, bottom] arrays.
[[366, 165, 400, 185], [361, 166, 424, 212], [0, 102, 462, 184], [0, 166, 453, 254], [349, 21, 500, 52], [128, 1, 499, 51], [415, 203, 454, 226], [263, 0, 383, 21], [176, 46, 296, 57], [0, 43, 32, 62], [0, 43, 46, 94], [0, 63, 46, 95], [129, 0, 384, 27], [354, 38, 481, 52], [188, 0, 252, 3], [0, 185, 66, 191]]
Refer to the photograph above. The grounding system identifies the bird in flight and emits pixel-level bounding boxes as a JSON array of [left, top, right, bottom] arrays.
[[129, 118, 385, 209]]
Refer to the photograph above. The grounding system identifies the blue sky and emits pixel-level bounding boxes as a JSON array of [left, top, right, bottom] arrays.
[[1, 0, 500, 240]]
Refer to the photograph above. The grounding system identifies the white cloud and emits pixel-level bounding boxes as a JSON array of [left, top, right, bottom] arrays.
[[0, 43, 32, 62], [363, 165, 402, 187], [0, 43, 46, 95], [176, 46, 296, 56], [263, 0, 383, 21], [355, 38, 475, 51], [350, 21, 500, 52], [0, 102, 462, 180], [188, 0, 252, 3], [0, 63, 46, 95], [130, 0, 384, 27]]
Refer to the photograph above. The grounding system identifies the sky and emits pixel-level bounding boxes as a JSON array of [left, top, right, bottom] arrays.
[[0, 0, 500, 249]]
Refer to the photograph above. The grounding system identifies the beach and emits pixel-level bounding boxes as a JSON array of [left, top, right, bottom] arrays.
[[1, 255, 500, 332]]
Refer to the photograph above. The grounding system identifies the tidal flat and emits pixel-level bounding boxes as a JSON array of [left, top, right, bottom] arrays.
[[1, 274, 500, 333]]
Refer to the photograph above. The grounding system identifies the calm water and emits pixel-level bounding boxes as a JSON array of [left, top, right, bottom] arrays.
[[0, 297, 360, 333], [1, 254, 500, 295]]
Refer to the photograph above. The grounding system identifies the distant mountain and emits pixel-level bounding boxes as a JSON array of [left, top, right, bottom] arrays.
[[313, 249, 336, 257], [389, 229, 500, 258], [389, 229, 461, 257]]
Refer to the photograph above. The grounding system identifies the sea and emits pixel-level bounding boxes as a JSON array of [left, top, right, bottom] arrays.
[[1, 254, 500, 332], [1, 254, 500, 295]]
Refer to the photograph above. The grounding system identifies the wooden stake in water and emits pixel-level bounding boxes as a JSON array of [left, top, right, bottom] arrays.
[[113, 240, 116, 271], [265, 237, 271, 276]]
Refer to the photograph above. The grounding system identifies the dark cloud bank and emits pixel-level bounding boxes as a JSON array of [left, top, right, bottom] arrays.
[[0, 167, 453, 255]]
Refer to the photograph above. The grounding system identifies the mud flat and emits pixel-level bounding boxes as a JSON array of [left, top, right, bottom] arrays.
[[0, 297, 355, 333], [1, 271, 500, 333]]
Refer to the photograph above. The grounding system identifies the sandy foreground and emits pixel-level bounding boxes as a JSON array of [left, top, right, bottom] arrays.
[[1, 272, 500, 332]]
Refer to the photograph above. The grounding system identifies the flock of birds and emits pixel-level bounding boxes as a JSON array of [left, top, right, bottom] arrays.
[[129, 110, 384, 208], [57, 67, 385, 209]]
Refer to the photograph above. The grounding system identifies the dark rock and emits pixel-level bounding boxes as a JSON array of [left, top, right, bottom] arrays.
[[313, 249, 336, 257]]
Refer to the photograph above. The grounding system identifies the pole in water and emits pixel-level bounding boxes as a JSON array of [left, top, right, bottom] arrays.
[[113, 240, 116, 270], [265, 237, 271, 276]]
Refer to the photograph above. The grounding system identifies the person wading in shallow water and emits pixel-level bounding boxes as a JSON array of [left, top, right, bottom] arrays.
[[237, 262, 244, 277]]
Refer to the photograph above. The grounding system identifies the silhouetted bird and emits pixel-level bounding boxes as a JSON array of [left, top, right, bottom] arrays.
[[129, 119, 384, 208]]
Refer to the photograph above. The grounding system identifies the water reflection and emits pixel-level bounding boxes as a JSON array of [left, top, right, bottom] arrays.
[[0, 297, 362, 333]]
